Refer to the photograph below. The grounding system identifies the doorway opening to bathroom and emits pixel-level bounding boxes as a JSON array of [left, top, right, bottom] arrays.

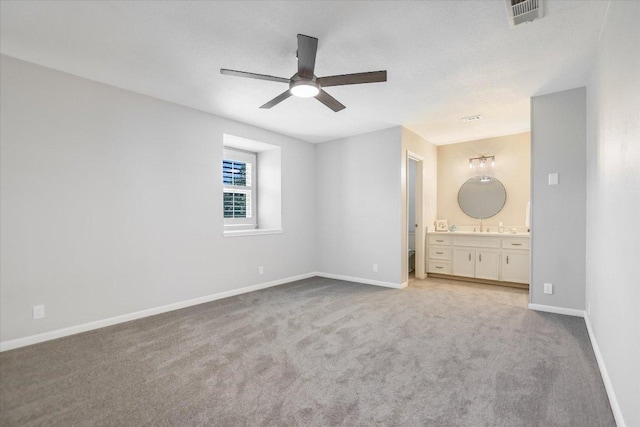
[[406, 152, 424, 283]]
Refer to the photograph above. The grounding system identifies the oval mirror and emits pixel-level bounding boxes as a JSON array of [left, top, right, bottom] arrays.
[[458, 176, 506, 219]]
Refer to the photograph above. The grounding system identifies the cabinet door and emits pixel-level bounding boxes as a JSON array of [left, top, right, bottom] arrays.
[[475, 249, 500, 280], [501, 250, 530, 283], [453, 248, 475, 278]]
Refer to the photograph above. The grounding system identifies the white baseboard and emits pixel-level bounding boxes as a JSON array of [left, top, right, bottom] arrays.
[[2, 277, 625, 426], [528, 303, 586, 318], [315, 272, 405, 289], [0, 272, 315, 352], [584, 313, 627, 427], [529, 304, 627, 426]]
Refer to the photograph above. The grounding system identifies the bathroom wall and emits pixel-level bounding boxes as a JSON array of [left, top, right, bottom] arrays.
[[436, 132, 530, 229]]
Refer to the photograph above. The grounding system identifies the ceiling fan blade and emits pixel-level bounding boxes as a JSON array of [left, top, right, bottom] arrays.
[[318, 71, 387, 87], [260, 90, 292, 109], [297, 34, 318, 79], [315, 90, 346, 112], [220, 69, 290, 84]]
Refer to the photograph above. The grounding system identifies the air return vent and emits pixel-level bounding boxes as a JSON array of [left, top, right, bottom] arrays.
[[506, 0, 543, 27]]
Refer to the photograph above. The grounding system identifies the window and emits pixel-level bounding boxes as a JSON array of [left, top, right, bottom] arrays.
[[222, 134, 282, 237], [223, 148, 256, 229]]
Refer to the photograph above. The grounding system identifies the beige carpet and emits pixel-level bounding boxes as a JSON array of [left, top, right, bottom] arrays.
[[0, 276, 614, 426]]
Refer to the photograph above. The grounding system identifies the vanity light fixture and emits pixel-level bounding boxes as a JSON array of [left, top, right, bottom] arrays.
[[468, 155, 496, 169]]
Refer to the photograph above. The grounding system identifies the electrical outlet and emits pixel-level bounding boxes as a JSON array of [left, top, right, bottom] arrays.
[[33, 305, 45, 320], [258, 266, 264, 275], [544, 283, 553, 295], [548, 173, 559, 185], [373, 264, 378, 273]]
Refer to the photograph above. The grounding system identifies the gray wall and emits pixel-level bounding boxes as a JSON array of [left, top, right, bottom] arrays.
[[586, 1, 640, 425], [315, 128, 403, 286], [530, 87, 586, 310], [0, 55, 316, 342], [0, 55, 408, 344]]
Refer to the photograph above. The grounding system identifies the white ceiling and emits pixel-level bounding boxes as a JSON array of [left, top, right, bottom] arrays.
[[0, 1, 608, 144]]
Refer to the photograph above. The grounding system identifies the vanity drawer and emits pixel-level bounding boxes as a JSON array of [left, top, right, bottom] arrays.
[[428, 246, 452, 260], [428, 235, 452, 245], [502, 237, 530, 250], [428, 260, 451, 274], [453, 236, 500, 248]]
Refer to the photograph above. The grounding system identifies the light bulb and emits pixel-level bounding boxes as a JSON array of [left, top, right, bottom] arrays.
[[469, 160, 473, 168], [290, 81, 320, 98]]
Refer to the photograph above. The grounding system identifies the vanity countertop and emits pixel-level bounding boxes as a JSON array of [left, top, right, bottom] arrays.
[[427, 231, 530, 237]]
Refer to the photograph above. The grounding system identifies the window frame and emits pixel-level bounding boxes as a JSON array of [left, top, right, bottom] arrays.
[[223, 148, 257, 230]]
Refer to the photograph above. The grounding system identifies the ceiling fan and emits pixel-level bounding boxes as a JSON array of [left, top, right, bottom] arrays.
[[220, 34, 387, 112]]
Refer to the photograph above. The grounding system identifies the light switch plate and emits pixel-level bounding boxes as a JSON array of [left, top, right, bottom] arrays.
[[548, 173, 558, 185], [544, 283, 553, 294]]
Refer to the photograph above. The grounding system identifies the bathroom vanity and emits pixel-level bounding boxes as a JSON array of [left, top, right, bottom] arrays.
[[427, 231, 530, 289]]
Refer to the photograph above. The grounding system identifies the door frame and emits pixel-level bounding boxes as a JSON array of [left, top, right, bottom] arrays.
[[405, 151, 425, 282]]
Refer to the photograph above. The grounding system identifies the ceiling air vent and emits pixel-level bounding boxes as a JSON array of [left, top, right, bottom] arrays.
[[506, 0, 543, 27]]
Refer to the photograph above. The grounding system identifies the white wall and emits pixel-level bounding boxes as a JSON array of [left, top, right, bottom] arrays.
[[401, 128, 438, 282], [315, 127, 403, 286], [0, 55, 316, 342], [530, 87, 586, 311], [585, 1, 640, 425]]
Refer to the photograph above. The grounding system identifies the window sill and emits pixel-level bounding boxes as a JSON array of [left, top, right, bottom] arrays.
[[223, 229, 283, 238]]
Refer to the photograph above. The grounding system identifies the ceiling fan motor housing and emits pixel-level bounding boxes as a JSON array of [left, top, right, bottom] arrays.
[[290, 76, 320, 98]]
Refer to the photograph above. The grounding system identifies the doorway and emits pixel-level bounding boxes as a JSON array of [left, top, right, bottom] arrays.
[[405, 152, 425, 284]]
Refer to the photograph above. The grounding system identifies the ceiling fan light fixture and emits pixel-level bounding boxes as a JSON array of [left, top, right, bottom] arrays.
[[290, 80, 320, 98], [221, 34, 386, 111]]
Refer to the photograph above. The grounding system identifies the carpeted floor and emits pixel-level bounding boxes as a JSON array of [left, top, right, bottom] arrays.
[[0, 277, 614, 426]]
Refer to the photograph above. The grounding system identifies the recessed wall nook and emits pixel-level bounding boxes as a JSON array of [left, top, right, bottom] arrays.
[[426, 132, 531, 289]]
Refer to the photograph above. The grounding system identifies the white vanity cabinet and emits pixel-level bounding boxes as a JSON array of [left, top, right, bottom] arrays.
[[501, 237, 530, 284], [452, 248, 475, 277], [427, 232, 530, 287], [452, 248, 501, 279], [427, 235, 452, 274], [451, 236, 501, 281], [474, 249, 501, 280]]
